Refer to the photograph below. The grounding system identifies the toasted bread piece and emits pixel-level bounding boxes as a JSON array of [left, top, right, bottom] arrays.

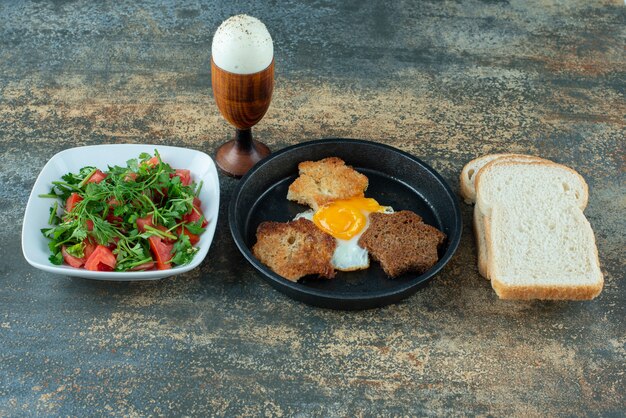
[[358, 211, 446, 278], [252, 218, 336, 282], [287, 157, 368, 210]]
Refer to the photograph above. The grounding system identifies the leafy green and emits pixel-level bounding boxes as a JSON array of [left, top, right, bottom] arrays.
[[48, 202, 60, 225], [40, 150, 206, 271], [170, 233, 198, 266], [183, 221, 205, 235], [49, 251, 63, 265], [65, 242, 85, 258]]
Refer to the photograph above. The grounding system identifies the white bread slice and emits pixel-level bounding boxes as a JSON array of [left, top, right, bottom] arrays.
[[476, 162, 602, 299], [460, 153, 550, 204], [477, 160, 590, 282], [473, 157, 588, 280], [467, 155, 550, 279]]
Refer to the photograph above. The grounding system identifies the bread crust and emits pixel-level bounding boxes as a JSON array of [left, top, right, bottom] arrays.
[[252, 218, 336, 282], [287, 157, 368, 210], [491, 279, 604, 300], [460, 153, 550, 204], [460, 153, 511, 204]]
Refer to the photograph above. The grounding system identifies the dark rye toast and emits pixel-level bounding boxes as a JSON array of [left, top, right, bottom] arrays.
[[359, 211, 446, 278], [252, 218, 336, 282]]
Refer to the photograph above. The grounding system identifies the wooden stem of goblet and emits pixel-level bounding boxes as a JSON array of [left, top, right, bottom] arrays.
[[215, 128, 270, 178], [235, 128, 253, 151]]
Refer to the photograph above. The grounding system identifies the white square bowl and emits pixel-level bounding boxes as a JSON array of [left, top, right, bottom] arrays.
[[21, 144, 220, 281]]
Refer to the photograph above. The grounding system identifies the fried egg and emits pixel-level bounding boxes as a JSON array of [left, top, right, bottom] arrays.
[[295, 197, 393, 271]]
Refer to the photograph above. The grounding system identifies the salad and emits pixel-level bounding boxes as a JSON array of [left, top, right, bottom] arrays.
[[40, 151, 208, 272]]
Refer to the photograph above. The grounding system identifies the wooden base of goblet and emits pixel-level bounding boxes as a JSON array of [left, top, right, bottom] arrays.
[[215, 128, 270, 178]]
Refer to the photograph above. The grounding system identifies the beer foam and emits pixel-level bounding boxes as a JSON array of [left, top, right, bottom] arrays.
[[211, 15, 274, 74]]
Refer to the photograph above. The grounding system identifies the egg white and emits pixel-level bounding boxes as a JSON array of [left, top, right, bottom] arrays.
[[295, 205, 393, 272], [212, 14, 274, 74]]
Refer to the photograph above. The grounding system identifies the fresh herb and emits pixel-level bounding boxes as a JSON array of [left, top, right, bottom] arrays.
[[170, 233, 198, 266], [40, 150, 206, 271]]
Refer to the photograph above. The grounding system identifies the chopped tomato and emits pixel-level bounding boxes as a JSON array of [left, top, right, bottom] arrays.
[[84, 245, 116, 271], [136, 215, 154, 232], [124, 172, 138, 182], [65, 193, 83, 213], [173, 169, 192, 186], [148, 236, 173, 270], [87, 169, 107, 184], [106, 213, 124, 225], [62, 238, 97, 268], [193, 197, 202, 207], [86, 219, 94, 231], [107, 197, 120, 208], [145, 156, 160, 167], [136, 215, 174, 243], [62, 246, 85, 268], [161, 230, 176, 245], [83, 238, 97, 260], [177, 226, 200, 245], [184, 204, 208, 228], [106, 236, 120, 251], [130, 261, 155, 271]]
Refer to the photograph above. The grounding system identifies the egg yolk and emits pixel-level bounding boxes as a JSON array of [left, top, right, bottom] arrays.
[[312, 197, 386, 240]]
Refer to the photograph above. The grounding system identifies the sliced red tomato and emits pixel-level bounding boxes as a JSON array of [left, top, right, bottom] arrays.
[[161, 230, 176, 245], [62, 246, 85, 268], [145, 156, 160, 167], [84, 245, 116, 271], [184, 204, 208, 228], [130, 261, 155, 271], [136, 215, 154, 232], [177, 226, 200, 245], [173, 169, 192, 186], [86, 219, 94, 231], [148, 236, 173, 270], [83, 238, 97, 260], [65, 193, 83, 213], [62, 238, 97, 268], [136, 215, 175, 243], [124, 172, 138, 182], [87, 169, 107, 184], [106, 213, 124, 225], [106, 236, 120, 251]]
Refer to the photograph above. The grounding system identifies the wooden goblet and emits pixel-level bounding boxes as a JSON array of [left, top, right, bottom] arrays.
[[212, 58, 274, 177]]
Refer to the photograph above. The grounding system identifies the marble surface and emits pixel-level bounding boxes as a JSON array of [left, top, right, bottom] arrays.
[[1, 0, 624, 416]]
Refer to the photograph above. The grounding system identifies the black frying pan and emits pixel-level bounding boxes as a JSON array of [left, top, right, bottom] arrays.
[[229, 139, 462, 310]]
